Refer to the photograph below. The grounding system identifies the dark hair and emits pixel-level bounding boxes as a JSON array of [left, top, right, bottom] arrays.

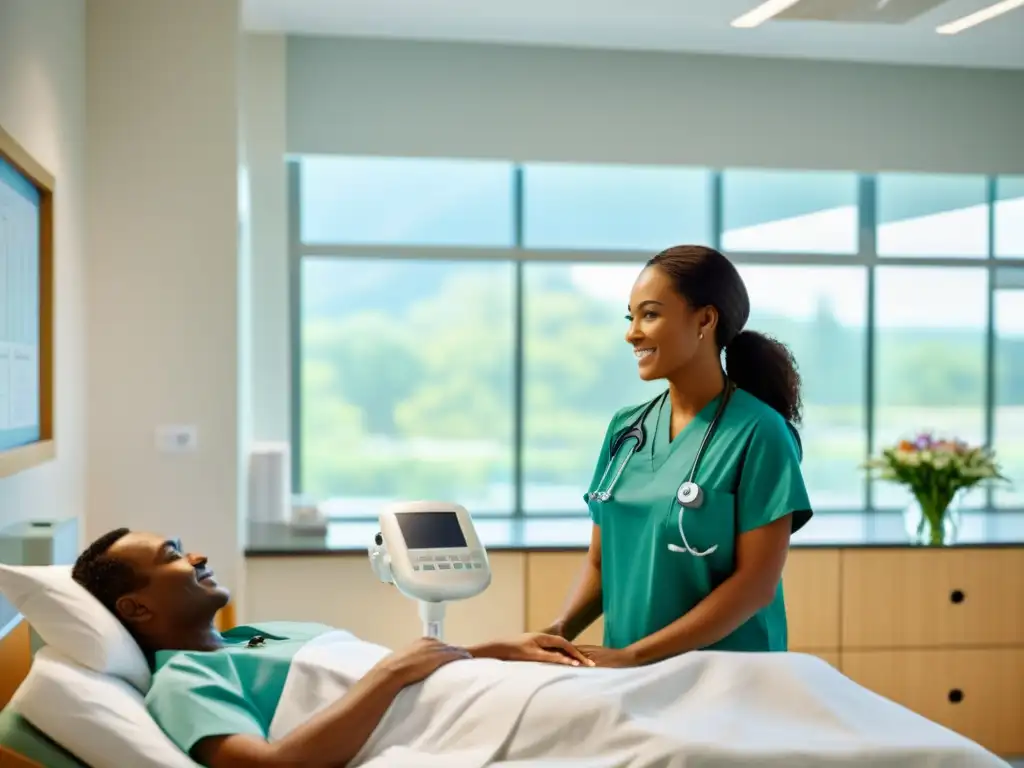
[[71, 528, 146, 616], [646, 245, 802, 424]]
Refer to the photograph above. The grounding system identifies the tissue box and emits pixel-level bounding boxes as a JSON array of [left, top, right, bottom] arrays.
[[289, 501, 328, 536]]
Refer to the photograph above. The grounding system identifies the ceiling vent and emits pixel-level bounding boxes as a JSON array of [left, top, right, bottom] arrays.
[[774, 0, 952, 24]]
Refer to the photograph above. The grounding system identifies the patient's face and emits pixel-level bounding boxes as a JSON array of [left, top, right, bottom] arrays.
[[108, 532, 230, 627]]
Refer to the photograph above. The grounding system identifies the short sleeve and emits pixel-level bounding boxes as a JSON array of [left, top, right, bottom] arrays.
[[146, 653, 268, 757], [736, 415, 813, 535]]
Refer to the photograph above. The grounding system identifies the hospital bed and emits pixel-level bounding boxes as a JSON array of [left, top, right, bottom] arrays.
[[0, 509, 1014, 768], [1, 585, 1015, 768], [0, 709, 86, 768]]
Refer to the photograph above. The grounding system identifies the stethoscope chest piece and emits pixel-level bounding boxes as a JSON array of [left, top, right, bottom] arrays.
[[677, 481, 703, 508]]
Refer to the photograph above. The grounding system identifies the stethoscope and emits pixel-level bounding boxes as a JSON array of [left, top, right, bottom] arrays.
[[586, 379, 735, 557]]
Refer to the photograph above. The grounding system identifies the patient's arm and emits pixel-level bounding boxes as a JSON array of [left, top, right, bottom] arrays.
[[544, 523, 603, 641], [193, 638, 468, 768]]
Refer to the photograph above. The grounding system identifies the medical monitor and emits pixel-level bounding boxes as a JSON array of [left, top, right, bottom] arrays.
[[395, 509, 467, 550], [373, 501, 491, 606]]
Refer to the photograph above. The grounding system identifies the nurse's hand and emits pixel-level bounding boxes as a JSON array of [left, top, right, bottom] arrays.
[[576, 645, 638, 668], [469, 633, 595, 666], [537, 620, 566, 638]]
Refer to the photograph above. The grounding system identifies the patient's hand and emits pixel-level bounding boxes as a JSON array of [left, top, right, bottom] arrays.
[[378, 637, 473, 686], [470, 633, 595, 666]]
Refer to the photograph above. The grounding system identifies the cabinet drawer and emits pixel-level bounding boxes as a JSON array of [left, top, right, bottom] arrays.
[[782, 549, 840, 650], [527, 550, 840, 651], [841, 648, 1024, 757], [842, 549, 1024, 648], [526, 552, 604, 645]]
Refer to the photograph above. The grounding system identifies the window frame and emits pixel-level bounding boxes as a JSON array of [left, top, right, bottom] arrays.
[[288, 162, 1024, 528]]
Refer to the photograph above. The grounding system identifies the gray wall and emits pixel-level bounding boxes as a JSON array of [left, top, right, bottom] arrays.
[[286, 36, 1024, 174]]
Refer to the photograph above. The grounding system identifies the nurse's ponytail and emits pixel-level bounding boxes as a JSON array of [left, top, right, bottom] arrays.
[[724, 330, 802, 424], [646, 245, 803, 425]]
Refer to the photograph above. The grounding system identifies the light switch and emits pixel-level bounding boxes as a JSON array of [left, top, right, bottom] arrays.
[[156, 425, 198, 453]]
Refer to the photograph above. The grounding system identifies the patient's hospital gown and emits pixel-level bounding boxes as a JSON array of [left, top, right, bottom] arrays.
[[145, 621, 333, 756]]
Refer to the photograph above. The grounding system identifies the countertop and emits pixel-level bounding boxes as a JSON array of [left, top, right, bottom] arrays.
[[245, 510, 1024, 557]]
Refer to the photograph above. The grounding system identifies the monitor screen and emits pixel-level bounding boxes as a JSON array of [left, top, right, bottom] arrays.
[[396, 511, 468, 550]]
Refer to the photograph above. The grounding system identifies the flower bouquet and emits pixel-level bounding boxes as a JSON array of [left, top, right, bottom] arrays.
[[864, 433, 1007, 546]]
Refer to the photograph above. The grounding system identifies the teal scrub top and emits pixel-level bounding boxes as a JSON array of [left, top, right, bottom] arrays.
[[586, 387, 812, 654], [145, 622, 333, 757]]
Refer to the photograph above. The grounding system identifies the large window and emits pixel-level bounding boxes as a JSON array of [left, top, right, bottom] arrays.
[[738, 265, 867, 509], [292, 156, 1024, 520], [521, 263, 662, 514], [299, 156, 515, 247], [996, 177, 1024, 258], [876, 173, 989, 258], [300, 257, 516, 516], [995, 267, 1024, 509], [721, 169, 859, 254], [523, 164, 712, 251], [873, 267, 988, 509]]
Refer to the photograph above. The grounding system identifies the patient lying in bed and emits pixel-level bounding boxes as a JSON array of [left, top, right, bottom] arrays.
[[71, 529, 1008, 768], [71, 528, 591, 768]]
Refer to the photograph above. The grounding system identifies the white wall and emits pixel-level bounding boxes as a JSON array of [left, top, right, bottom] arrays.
[[0, 0, 87, 540], [287, 36, 1024, 173], [246, 553, 528, 648], [85, 0, 244, 593], [243, 34, 290, 445]]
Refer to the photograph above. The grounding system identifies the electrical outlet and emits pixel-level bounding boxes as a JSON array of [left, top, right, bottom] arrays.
[[156, 425, 198, 453]]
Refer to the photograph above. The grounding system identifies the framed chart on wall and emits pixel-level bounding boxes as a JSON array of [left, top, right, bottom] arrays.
[[0, 125, 54, 479]]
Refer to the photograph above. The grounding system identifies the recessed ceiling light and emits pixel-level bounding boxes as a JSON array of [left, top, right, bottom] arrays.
[[936, 0, 1024, 34], [731, 0, 805, 28]]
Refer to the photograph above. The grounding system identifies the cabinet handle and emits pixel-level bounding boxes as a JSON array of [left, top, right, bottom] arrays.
[[948, 689, 964, 704], [950, 589, 965, 604]]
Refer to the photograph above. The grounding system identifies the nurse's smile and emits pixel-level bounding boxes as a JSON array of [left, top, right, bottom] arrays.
[[634, 347, 656, 364]]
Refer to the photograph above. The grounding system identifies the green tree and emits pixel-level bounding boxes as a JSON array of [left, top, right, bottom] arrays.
[[393, 269, 515, 442], [317, 314, 423, 435], [299, 357, 365, 497]]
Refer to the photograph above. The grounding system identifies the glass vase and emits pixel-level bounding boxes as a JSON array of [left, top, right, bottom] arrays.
[[903, 495, 961, 546]]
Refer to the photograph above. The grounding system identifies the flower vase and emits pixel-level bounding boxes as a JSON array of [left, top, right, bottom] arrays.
[[903, 495, 960, 546]]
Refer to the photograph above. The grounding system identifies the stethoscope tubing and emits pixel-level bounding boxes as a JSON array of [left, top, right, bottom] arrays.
[[587, 379, 735, 557]]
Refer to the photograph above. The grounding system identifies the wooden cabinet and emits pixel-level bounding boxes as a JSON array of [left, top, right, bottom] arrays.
[[842, 648, 1024, 757], [524, 551, 604, 645], [841, 549, 1024, 649], [0, 621, 31, 709], [524, 549, 836, 650], [838, 548, 1024, 757], [525, 546, 1024, 758], [781, 549, 841, 653]]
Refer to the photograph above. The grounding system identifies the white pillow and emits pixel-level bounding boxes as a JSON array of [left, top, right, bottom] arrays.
[[0, 563, 151, 691], [12, 647, 198, 768]]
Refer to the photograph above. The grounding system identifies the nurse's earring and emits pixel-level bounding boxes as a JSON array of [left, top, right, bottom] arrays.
[[698, 331, 704, 340]]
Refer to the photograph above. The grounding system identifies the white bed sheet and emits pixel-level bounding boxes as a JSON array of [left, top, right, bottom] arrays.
[[272, 632, 1010, 768]]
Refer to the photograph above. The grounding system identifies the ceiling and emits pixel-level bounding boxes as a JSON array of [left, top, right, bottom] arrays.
[[243, 0, 1024, 69]]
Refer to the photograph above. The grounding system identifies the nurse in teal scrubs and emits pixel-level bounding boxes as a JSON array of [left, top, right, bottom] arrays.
[[542, 245, 813, 667]]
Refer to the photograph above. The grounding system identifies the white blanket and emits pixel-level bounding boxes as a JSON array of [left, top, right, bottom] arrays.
[[269, 632, 1008, 768]]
